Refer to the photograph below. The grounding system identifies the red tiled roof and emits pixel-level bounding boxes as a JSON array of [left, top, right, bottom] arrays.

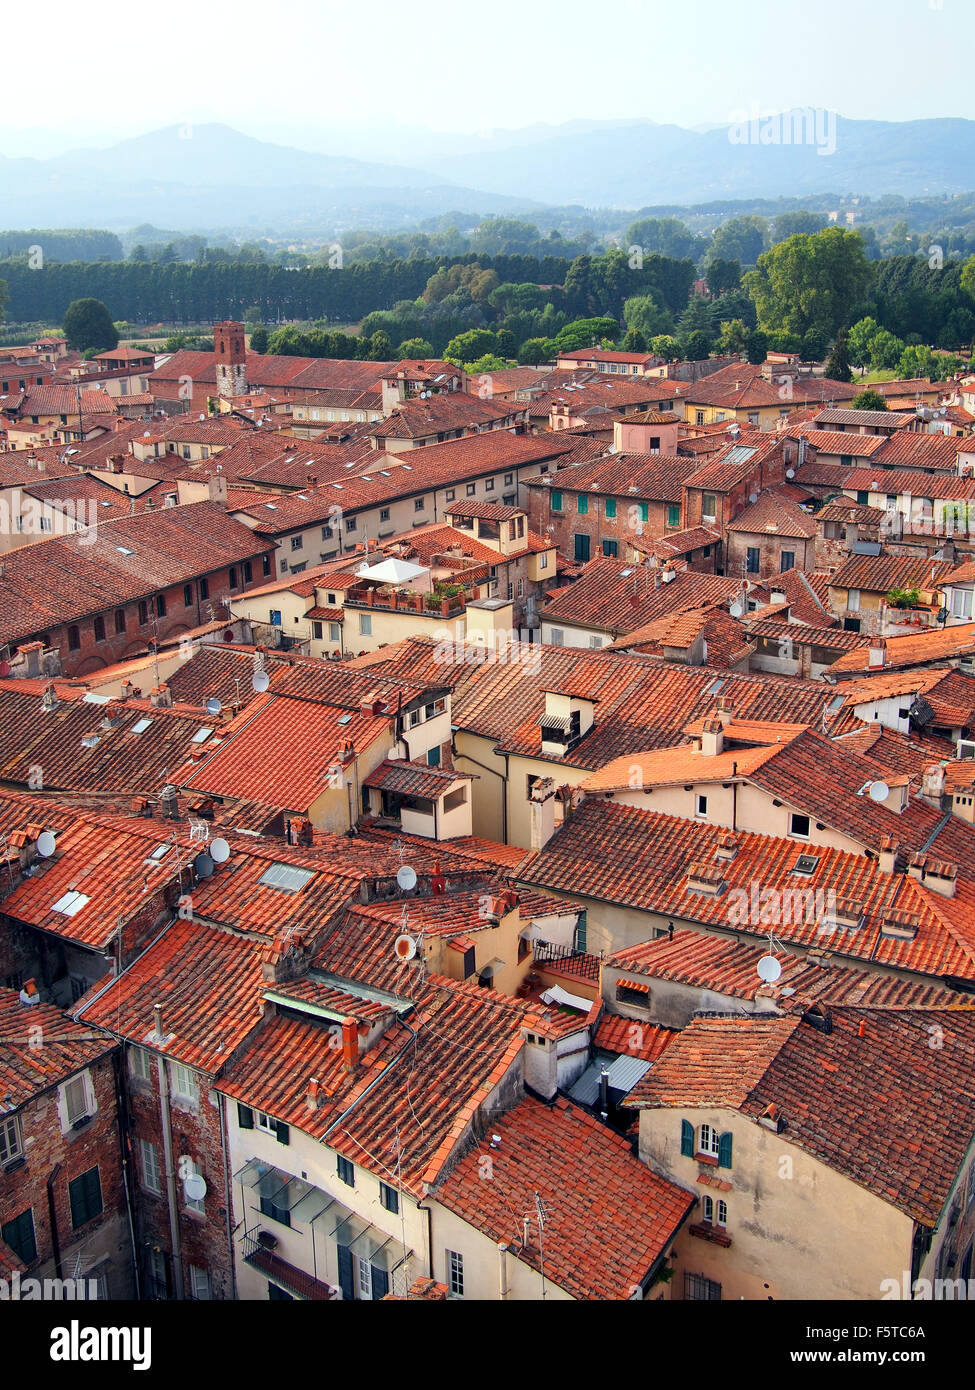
[[0, 987, 115, 1107], [828, 552, 954, 595], [437, 1095, 693, 1298], [540, 557, 740, 636]]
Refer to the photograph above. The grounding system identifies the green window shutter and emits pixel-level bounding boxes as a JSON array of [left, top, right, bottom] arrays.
[[551, 490, 563, 511], [718, 1131, 733, 1168], [680, 1119, 694, 1157], [668, 504, 680, 527], [639, 502, 649, 523], [605, 497, 617, 519], [237, 1103, 254, 1129], [2, 1210, 36, 1265], [69, 1167, 102, 1229], [276, 1121, 290, 1146], [371, 1264, 390, 1300], [578, 494, 588, 515]]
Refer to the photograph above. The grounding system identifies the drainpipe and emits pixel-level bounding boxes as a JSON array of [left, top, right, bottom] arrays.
[[46, 1163, 63, 1279], [732, 762, 738, 832], [498, 1241, 509, 1300], [112, 1049, 141, 1299], [154, 1008, 184, 1300]]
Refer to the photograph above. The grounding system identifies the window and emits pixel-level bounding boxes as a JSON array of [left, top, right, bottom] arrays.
[[574, 534, 590, 563], [258, 863, 314, 893], [189, 1265, 211, 1300], [702, 1195, 714, 1222], [780, 550, 794, 573], [447, 1249, 464, 1297], [380, 508, 390, 522], [602, 539, 618, 558], [269, 609, 282, 627], [466, 484, 476, 497], [129, 1046, 153, 1083], [229, 566, 239, 590], [698, 1123, 720, 1158], [62, 1073, 90, 1127], [337, 1156, 355, 1187], [138, 601, 149, 626], [539, 553, 548, 570], [717, 1200, 728, 1226], [445, 489, 455, 502], [262, 555, 272, 577], [380, 1182, 399, 1215], [140, 1139, 162, 1195], [702, 492, 717, 521], [68, 624, 81, 651], [685, 1272, 721, 1300], [329, 623, 340, 642], [667, 504, 680, 529], [268, 1281, 294, 1301], [170, 1062, 199, 1105], [414, 498, 425, 511], [69, 1167, 103, 1228], [504, 473, 513, 485], [551, 490, 563, 512], [156, 594, 166, 618], [2, 1209, 36, 1265], [360, 613, 372, 636], [183, 1158, 205, 1214], [200, 576, 209, 600], [636, 501, 649, 524], [0, 1113, 23, 1166], [577, 494, 588, 515], [346, 517, 357, 532], [696, 794, 708, 818], [550, 628, 564, 646], [92, 615, 106, 643], [790, 813, 811, 839], [290, 535, 303, 551], [746, 547, 760, 574], [485, 479, 495, 491]]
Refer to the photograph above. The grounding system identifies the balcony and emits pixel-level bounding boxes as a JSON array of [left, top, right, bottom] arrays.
[[345, 587, 465, 619], [242, 1235, 337, 1300]]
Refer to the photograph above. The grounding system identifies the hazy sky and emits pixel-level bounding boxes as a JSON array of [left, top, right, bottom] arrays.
[[2, 0, 967, 153]]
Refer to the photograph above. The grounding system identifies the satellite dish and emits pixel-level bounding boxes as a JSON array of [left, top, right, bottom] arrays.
[[757, 955, 782, 983], [210, 838, 230, 864], [785, 468, 795, 479], [749, 492, 758, 504], [868, 781, 890, 803], [183, 1174, 207, 1202], [193, 852, 214, 878], [730, 601, 744, 618], [205, 697, 222, 716], [396, 865, 418, 891], [252, 671, 270, 693], [36, 831, 56, 858], [394, 934, 417, 961]]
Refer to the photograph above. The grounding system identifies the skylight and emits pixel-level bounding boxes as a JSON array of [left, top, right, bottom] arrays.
[[131, 718, 152, 734], [51, 890, 90, 916], [828, 694, 846, 712], [337, 714, 353, 726], [792, 854, 820, 876], [708, 679, 726, 695], [145, 843, 170, 863], [116, 546, 135, 556], [192, 727, 214, 743], [82, 692, 111, 704], [258, 863, 314, 893]]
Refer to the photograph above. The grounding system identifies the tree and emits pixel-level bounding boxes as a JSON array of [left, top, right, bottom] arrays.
[[823, 329, 852, 382], [622, 328, 647, 352], [444, 328, 498, 362], [465, 353, 507, 373], [961, 256, 975, 303], [772, 211, 828, 242], [716, 319, 748, 355], [249, 326, 268, 353], [705, 258, 742, 297], [0, 278, 6, 325], [851, 389, 888, 411], [650, 334, 681, 362], [554, 317, 620, 352], [847, 316, 881, 373], [622, 294, 672, 341], [366, 330, 393, 361], [63, 298, 118, 353], [744, 228, 872, 341], [801, 326, 830, 361], [396, 337, 435, 359], [869, 329, 905, 371], [709, 216, 770, 267], [681, 330, 711, 361], [517, 337, 556, 365], [746, 329, 769, 364], [625, 217, 704, 262]]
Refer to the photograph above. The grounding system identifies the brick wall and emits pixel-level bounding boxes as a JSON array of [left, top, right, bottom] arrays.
[[528, 487, 680, 561], [0, 1050, 135, 1297], [726, 531, 814, 581]]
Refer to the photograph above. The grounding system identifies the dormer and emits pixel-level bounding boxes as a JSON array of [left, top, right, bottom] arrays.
[[685, 859, 725, 896], [907, 852, 957, 898], [539, 689, 596, 756]]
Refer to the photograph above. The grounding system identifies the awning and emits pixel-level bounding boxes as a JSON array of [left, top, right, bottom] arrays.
[[617, 977, 650, 994], [539, 984, 592, 1014]]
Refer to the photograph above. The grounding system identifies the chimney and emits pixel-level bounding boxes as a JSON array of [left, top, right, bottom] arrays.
[[150, 683, 173, 708], [868, 639, 887, 669], [878, 835, 899, 875], [700, 716, 724, 757], [306, 1077, 321, 1111], [19, 641, 44, 679], [18, 978, 40, 1007], [529, 776, 557, 850], [109, 453, 126, 473], [341, 1018, 359, 1072], [40, 680, 59, 712], [921, 763, 946, 805], [907, 852, 957, 898], [153, 1003, 164, 1042], [714, 831, 739, 861]]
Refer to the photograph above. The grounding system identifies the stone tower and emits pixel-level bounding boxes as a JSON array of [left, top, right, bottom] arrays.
[[214, 321, 247, 399]]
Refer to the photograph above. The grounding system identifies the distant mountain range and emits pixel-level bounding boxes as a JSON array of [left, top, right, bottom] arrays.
[[3, 115, 975, 233]]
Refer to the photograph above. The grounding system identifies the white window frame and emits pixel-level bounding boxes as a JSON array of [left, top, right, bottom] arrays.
[[696, 794, 708, 818], [717, 1199, 728, 1227], [357, 1256, 373, 1301], [129, 1046, 153, 1083], [447, 1249, 464, 1297], [61, 1071, 92, 1130], [789, 812, 811, 840], [189, 1264, 211, 1300], [140, 1138, 162, 1196], [0, 1112, 23, 1165], [255, 1110, 278, 1136], [698, 1123, 720, 1158], [170, 1062, 199, 1105]]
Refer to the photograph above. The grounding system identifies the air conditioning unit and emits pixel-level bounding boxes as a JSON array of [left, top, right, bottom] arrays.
[[957, 739, 975, 760]]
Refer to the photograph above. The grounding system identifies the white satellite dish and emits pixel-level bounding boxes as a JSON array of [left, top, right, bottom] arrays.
[[210, 838, 230, 864], [183, 1174, 207, 1202], [252, 671, 270, 693], [205, 697, 222, 716], [786, 468, 795, 479], [757, 955, 782, 983], [868, 780, 890, 803], [36, 831, 56, 858], [396, 864, 418, 891], [730, 601, 744, 618], [394, 934, 417, 961]]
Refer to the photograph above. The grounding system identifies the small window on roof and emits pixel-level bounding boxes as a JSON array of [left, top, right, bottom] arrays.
[[793, 853, 820, 875], [145, 844, 170, 863], [828, 695, 845, 712], [131, 718, 152, 734], [258, 863, 315, 893], [116, 546, 134, 556], [337, 714, 353, 726], [708, 679, 726, 695], [192, 727, 214, 743], [51, 890, 90, 916]]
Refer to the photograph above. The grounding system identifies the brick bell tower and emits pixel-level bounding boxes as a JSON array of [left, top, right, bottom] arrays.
[[214, 321, 247, 399]]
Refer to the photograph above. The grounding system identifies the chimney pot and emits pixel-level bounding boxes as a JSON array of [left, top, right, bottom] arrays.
[[341, 1018, 359, 1072]]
